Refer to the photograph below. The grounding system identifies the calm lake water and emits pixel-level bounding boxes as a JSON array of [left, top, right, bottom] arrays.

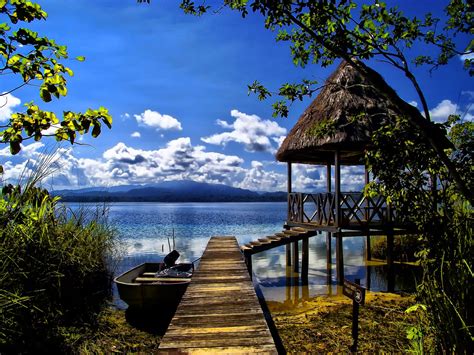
[[67, 202, 418, 308]]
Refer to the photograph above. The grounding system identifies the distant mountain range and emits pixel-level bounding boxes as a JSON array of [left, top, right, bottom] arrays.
[[53, 180, 287, 202]]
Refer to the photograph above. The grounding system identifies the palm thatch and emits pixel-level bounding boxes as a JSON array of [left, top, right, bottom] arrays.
[[276, 60, 438, 165]]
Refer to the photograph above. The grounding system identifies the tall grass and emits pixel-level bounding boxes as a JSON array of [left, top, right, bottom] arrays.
[[0, 161, 118, 352]]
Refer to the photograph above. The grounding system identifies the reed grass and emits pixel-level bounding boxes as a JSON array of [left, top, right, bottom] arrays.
[[0, 158, 118, 352]]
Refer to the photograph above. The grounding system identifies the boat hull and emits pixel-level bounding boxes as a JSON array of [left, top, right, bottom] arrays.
[[114, 262, 192, 309]]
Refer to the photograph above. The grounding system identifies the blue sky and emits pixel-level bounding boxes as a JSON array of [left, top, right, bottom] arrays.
[[1, 0, 472, 192]]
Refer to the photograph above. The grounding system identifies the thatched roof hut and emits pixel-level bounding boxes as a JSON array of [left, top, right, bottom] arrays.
[[276, 60, 428, 165]]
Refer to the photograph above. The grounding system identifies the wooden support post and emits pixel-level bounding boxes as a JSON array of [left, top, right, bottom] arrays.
[[335, 232, 344, 285], [326, 232, 332, 264], [335, 150, 341, 227], [327, 232, 333, 286], [287, 162, 292, 194], [326, 162, 332, 193], [366, 230, 372, 261], [245, 253, 252, 281], [292, 241, 299, 273], [301, 237, 309, 285], [286, 244, 292, 266], [287, 162, 292, 221]]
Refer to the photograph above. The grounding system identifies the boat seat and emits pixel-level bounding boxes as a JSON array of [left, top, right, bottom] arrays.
[[134, 277, 192, 283]]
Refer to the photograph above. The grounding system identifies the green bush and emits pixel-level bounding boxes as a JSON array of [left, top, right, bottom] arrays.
[[371, 234, 422, 262], [0, 183, 117, 352]]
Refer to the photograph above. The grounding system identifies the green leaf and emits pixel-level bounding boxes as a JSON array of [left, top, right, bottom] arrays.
[[40, 89, 52, 102], [91, 123, 101, 138], [76, 56, 85, 62], [10, 141, 21, 155]]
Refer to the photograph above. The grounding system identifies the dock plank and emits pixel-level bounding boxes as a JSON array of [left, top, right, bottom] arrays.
[[158, 236, 277, 354]]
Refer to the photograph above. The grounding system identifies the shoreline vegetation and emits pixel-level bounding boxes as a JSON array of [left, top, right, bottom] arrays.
[[0, 180, 119, 353]]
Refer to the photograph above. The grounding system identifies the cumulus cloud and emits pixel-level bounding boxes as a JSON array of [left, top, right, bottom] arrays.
[[131, 131, 141, 138], [202, 109, 287, 153], [0, 93, 21, 122], [134, 109, 182, 131], [429, 99, 458, 123], [49, 138, 245, 188], [290, 164, 365, 193], [237, 161, 286, 191]]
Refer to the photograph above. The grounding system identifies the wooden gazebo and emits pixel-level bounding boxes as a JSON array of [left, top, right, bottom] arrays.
[[276, 60, 416, 285]]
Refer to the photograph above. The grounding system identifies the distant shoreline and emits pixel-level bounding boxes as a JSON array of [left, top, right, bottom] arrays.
[[58, 196, 287, 203]]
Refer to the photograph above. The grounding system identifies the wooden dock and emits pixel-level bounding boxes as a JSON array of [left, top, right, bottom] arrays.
[[158, 236, 277, 354]]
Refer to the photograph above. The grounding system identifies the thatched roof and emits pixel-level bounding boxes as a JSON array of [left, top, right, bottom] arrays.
[[276, 60, 436, 165]]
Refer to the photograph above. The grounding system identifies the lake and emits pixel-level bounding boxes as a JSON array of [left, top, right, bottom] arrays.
[[67, 202, 418, 308]]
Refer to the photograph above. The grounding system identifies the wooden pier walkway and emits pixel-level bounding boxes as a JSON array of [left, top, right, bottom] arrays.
[[158, 236, 277, 354]]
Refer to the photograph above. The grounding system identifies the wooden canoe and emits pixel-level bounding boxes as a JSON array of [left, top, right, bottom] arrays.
[[114, 262, 193, 309]]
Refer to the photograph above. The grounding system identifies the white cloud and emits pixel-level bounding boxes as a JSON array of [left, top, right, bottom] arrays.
[[21, 142, 45, 158], [460, 53, 474, 61], [237, 161, 286, 191], [408, 100, 418, 108], [131, 131, 141, 138], [134, 109, 182, 131], [290, 164, 365, 193], [0, 145, 10, 157], [0, 93, 21, 122], [429, 99, 458, 123], [41, 126, 59, 136], [123, 113, 130, 118], [202, 109, 287, 153]]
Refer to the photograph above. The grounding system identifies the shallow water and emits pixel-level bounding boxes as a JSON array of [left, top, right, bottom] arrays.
[[66, 202, 419, 309]]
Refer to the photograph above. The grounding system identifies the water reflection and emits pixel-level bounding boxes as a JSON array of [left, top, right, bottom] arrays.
[[65, 202, 419, 309], [252, 234, 420, 306]]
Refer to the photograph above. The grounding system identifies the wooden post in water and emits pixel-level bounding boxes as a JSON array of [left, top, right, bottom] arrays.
[[335, 151, 341, 227], [365, 167, 372, 261], [326, 232, 332, 286], [245, 253, 253, 281], [335, 232, 344, 285], [286, 162, 293, 268], [286, 244, 292, 266], [292, 240, 299, 273], [301, 237, 309, 285]]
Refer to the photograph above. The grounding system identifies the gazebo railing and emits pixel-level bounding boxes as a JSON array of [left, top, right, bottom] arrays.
[[288, 192, 396, 228]]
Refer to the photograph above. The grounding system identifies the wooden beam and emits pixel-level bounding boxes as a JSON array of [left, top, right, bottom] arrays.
[[335, 150, 341, 227]]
